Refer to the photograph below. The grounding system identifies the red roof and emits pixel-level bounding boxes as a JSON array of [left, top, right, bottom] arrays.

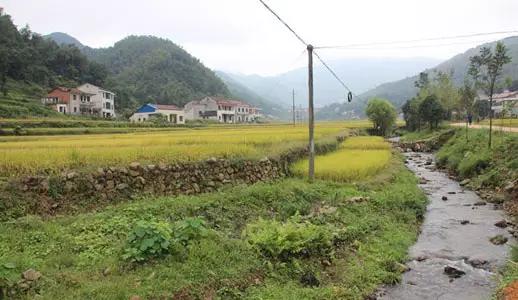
[[155, 104, 181, 110], [208, 97, 250, 107]]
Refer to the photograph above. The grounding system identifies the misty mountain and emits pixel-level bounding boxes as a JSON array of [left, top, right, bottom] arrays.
[[44, 32, 86, 49], [221, 57, 441, 108], [317, 36, 518, 119], [216, 72, 288, 119]]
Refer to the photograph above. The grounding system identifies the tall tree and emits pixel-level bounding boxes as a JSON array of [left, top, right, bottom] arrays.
[[365, 98, 397, 136], [418, 95, 445, 130], [468, 42, 511, 147]]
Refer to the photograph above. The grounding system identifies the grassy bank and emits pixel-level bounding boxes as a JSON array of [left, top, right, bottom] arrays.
[[0, 155, 426, 299], [436, 129, 517, 191]]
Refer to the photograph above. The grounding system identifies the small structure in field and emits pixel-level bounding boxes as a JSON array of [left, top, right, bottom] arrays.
[[129, 103, 185, 124]]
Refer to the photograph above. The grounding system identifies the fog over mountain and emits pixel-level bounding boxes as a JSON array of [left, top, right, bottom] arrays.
[[220, 57, 441, 108]]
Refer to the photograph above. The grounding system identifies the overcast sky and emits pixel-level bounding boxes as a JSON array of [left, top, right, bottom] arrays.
[[3, 0, 518, 76]]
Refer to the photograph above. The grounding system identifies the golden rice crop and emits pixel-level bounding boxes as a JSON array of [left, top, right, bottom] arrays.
[[292, 137, 391, 181], [0, 122, 366, 177], [341, 136, 390, 150]]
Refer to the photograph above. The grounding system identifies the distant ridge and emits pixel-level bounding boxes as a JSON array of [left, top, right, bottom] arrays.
[[316, 36, 518, 119]]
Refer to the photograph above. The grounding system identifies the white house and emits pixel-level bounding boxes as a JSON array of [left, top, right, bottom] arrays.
[[184, 96, 261, 123], [77, 83, 116, 118], [479, 90, 518, 117], [130, 103, 185, 124]]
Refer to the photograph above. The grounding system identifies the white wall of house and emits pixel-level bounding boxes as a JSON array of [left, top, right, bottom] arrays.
[[130, 109, 185, 124], [77, 83, 116, 118]]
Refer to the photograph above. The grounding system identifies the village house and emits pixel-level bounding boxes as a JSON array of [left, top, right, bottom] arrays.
[[480, 90, 518, 117], [129, 103, 185, 124], [42, 83, 116, 118], [184, 96, 261, 123]]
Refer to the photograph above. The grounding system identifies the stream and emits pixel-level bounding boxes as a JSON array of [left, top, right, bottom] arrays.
[[378, 151, 514, 300]]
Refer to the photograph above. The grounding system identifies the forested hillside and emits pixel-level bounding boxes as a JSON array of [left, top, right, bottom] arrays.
[[49, 33, 286, 118], [317, 36, 518, 119], [81, 36, 230, 115], [0, 14, 106, 117]]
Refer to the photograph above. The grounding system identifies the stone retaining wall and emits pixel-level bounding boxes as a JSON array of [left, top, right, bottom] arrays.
[[3, 136, 345, 218]]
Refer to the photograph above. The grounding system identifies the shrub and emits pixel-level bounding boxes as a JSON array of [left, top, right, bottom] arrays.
[[122, 220, 173, 263], [173, 217, 208, 247], [243, 219, 333, 261], [122, 218, 208, 263]]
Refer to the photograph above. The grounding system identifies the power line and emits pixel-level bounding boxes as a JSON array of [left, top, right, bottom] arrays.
[[315, 30, 518, 49], [257, 0, 353, 95], [320, 39, 496, 51], [257, 0, 307, 46], [313, 51, 353, 93]]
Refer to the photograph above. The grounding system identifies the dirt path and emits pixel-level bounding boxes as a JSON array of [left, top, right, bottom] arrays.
[[378, 152, 514, 300], [451, 123, 518, 133]]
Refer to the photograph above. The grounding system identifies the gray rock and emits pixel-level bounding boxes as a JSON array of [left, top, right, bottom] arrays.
[[444, 266, 465, 278], [129, 162, 140, 170], [22, 269, 42, 281], [116, 183, 129, 190], [489, 235, 508, 245], [494, 220, 508, 228]]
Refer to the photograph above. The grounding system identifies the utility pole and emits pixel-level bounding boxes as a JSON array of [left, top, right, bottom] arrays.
[[292, 89, 296, 126], [307, 44, 315, 182]]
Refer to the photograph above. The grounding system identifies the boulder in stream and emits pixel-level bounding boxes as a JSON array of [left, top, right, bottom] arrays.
[[444, 266, 466, 278]]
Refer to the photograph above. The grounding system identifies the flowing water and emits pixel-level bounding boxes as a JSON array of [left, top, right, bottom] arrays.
[[379, 151, 513, 300]]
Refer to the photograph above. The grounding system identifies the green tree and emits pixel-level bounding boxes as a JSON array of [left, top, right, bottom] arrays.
[[365, 98, 397, 136], [402, 98, 421, 131], [468, 41, 512, 147], [418, 95, 445, 129]]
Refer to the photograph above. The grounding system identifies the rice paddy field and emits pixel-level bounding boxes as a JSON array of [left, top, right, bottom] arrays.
[[292, 136, 392, 181], [0, 122, 366, 178]]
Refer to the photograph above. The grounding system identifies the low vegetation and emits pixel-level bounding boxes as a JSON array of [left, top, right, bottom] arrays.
[[0, 155, 427, 299], [292, 137, 391, 181], [436, 129, 517, 189]]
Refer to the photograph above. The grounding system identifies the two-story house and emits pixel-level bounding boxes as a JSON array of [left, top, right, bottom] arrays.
[[184, 96, 260, 123], [77, 83, 116, 118], [42, 83, 116, 118], [41, 87, 95, 115]]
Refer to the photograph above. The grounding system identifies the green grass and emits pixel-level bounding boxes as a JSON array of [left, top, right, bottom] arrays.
[[436, 129, 518, 188], [0, 158, 427, 299], [399, 127, 452, 143]]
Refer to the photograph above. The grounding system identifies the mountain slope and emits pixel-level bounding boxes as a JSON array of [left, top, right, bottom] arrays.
[[216, 71, 287, 118], [317, 36, 518, 119], [44, 32, 85, 49], [47, 33, 284, 116], [224, 57, 441, 107]]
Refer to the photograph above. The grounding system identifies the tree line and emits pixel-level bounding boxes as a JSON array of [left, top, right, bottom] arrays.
[[0, 14, 107, 96], [402, 41, 512, 147]]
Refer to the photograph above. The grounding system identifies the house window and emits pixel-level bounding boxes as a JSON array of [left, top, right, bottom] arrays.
[[73, 95, 77, 100], [179, 116, 183, 122], [74, 107, 77, 113], [106, 102, 111, 109]]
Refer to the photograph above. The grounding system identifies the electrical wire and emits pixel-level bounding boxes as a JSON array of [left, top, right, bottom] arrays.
[[313, 51, 353, 94], [258, 0, 307, 46], [257, 0, 354, 96], [315, 30, 518, 49]]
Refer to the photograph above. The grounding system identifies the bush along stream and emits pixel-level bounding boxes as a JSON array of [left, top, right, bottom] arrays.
[[384, 129, 517, 299]]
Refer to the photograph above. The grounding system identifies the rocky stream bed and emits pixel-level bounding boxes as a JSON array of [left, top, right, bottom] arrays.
[[378, 151, 515, 300]]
